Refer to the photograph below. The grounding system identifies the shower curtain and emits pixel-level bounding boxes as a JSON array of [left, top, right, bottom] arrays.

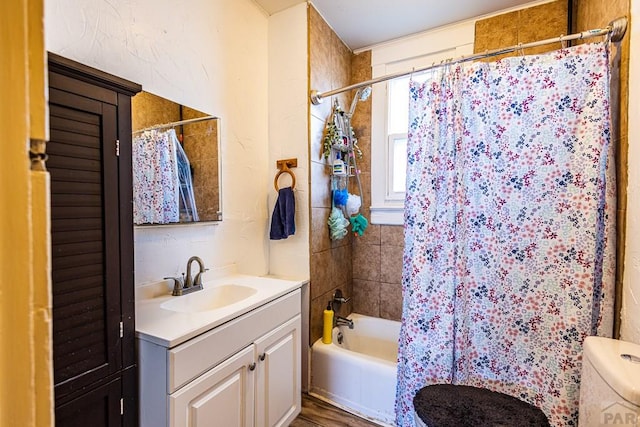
[[133, 129, 180, 224], [132, 128, 199, 224], [396, 43, 615, 427]]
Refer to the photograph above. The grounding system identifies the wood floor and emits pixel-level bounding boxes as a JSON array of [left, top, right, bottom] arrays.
[[291, 394, 382, 427]]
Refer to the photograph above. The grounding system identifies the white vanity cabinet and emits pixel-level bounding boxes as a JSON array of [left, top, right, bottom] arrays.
[[138, 288, 301, 427]]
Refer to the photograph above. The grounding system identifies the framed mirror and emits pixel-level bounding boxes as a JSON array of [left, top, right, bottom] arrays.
[[131, 91, 222, 225]]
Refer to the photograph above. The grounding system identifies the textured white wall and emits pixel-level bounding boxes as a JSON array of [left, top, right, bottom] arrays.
[[268, 3, 310, 279], [45, 0, 272, 283], [621, 0, 640, 343]]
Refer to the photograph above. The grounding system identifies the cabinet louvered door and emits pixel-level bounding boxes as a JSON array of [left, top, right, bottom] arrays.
[[48, 88, 121, 403], [54, 377, 122, 427]]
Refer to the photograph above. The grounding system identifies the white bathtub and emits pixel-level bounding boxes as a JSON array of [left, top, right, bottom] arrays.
[[310, 313, 400, 426]]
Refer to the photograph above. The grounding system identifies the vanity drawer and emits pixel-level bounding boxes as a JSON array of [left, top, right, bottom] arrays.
[[168, 289, 301, 392]]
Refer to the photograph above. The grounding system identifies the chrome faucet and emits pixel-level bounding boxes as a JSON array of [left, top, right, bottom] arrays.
[[332, 289, 354, 328], [335, 316, 354, 329], [164, 256, 209, 296]]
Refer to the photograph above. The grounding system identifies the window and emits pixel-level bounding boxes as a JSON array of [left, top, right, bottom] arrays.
[[369, 21, 475, 225], [387, 76, 409, 199]]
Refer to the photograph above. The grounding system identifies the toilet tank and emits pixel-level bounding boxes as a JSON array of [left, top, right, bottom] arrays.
[[579, 336, 640, 427]]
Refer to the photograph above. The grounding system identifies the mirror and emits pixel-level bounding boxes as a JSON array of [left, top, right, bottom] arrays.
[[131, 91, 221, 225]]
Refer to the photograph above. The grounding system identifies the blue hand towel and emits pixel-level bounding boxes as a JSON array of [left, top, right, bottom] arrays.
[[270, 186, 295, 240]]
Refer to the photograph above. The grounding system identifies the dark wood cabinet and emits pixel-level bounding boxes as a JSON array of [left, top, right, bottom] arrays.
[[48, 53, 141, 427]]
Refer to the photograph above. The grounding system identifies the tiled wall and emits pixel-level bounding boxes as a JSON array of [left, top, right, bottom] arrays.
[[350, 50, 405, 322], [572, 0, 630, 336], [132, 91, 181, 130], [474, 1, 568, 58], [309, 5, 354, 344], [308, 7, 405, 345], [182, 107, 220, 220]]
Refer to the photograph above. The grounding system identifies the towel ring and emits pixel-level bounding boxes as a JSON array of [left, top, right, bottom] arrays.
[[274, 158, 297, 191], [274, 168, 296, 191]]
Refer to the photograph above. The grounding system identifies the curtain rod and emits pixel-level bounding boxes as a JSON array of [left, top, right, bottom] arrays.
[[310, 17, 627, 105], [132, 115, 218, 134]]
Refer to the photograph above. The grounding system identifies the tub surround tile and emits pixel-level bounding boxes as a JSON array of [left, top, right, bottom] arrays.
[[356, 221, 380, 247], [309, 8, 334, 120], [380, 282, 403, 322], [353, 279, 380, 317], [310, 115, 329, 164], [311, 208, 331, 254], [309, 291, 326, 345], [353, 242, 381, 282], [352, 135, 371, 174], [356, 171, 373, 219], [517, 1, 567, 56], [474, 1, 566, 59], [310, 250, 332, 301], [380, 245, 403, 285], [310, 161, 331, 209], [381, 224, 404, 247], [474, 12, 518, 62], [330, 228, 352, 249], [331, 244, 352, 287]]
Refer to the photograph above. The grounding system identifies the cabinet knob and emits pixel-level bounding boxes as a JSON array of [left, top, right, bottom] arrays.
[[248, 362, 256, 371], [259, 353, 266, 361]]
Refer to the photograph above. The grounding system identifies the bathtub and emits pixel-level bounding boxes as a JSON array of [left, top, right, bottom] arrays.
[[310, 313, 400, 426]]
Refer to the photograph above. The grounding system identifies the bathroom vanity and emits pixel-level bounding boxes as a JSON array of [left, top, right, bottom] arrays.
[[135, 273, 304, 427]]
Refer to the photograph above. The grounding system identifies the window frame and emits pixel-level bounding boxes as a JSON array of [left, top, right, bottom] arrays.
[[369, 20, 475, 225], [387, 132, 408, 201]]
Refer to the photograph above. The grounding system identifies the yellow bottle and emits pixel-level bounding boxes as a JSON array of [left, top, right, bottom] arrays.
[[322, 302, 334, 344]]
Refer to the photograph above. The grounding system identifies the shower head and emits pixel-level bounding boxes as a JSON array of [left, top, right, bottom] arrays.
[[348, 86, 372, 117], [359, 86, 372, 101]]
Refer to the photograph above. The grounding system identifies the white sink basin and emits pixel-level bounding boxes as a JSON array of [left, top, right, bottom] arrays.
[[160, 284, 258, 313]]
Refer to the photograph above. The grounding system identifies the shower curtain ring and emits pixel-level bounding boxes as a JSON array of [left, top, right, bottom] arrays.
[[560, 34, 567, 49]]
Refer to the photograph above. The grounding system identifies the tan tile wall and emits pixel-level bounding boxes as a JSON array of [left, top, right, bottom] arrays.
[[309, 5, 354, 345], [474, 0, 568, 58], [350, 51, 404, 322], [309, 8, 405, 346], [182, 107, 220, 220], [572, 0, 630, 336], [132, 91, 181, 131]]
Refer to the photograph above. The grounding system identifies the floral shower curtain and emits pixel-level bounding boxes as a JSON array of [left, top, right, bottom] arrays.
[[132, 129, 180, 224], [396, 43, 615, 427]]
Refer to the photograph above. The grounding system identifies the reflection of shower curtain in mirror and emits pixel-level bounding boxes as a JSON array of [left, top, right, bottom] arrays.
[[132, 129, 198, 224]]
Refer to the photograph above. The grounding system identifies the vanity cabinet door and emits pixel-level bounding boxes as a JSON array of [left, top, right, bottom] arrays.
[[254, 315, 301, 427], [170, 345, 256, 427]]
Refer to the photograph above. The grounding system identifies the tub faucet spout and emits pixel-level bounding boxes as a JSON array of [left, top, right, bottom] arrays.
[[335, 316, 354, 329]]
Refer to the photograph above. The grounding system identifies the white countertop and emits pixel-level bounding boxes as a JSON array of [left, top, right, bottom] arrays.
[[135, 273, 306, 348]]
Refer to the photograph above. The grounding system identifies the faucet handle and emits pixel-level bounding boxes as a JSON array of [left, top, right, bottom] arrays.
[[194, 268, 210, 287], [333, 289, 350, 304], [164, 275, 185, 296]]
